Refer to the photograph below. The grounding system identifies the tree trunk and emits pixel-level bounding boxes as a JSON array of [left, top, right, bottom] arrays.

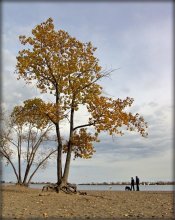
[[56, 123, 63, 184], [62, 101, 74, 184], [22, 164, 30, 185], [27, 149, 57, 185], [8, 157, 19, 183], [62, 141, 72, 184], [18, 157, 22, 184], [55, 87, 63, 185], [17, 135, 22, 184], [22, 147, 35, 185]]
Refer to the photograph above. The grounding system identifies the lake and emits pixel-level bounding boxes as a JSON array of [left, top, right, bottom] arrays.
[[29, 184, 174, 191], [2, 183, 174, 191]]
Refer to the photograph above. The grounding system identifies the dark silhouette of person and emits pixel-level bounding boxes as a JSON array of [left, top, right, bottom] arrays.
[[131, 177, 135, 191], [136, 176, 140, 191]]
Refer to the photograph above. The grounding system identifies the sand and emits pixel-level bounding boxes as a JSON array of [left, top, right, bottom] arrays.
[[0, 185, 174, 219]]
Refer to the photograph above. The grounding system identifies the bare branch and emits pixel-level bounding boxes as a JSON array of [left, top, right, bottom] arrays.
[[73, 122, 94, 131], [1, 151, 19, 181], [27, 149, 57, 184]]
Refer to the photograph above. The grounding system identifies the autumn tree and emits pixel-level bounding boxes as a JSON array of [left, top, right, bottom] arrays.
[[0, 98, 57, 186], [15, 18, 148, 192]]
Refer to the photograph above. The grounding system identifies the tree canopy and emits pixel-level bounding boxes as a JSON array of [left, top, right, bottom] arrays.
[[0, 99, 56, 185], [15, 18, 148, 191]]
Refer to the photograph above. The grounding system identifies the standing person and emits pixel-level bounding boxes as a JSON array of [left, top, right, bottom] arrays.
[[131, 177, 135, 191], [136, 176, 140, 191]]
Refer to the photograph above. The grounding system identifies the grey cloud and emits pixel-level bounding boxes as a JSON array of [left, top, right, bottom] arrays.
[[148, 102, 159, 108], [121, 87, 130, 94], [88, 103, 173, 162], [2, 2, 172, 182], [2, 70, 40, 112]]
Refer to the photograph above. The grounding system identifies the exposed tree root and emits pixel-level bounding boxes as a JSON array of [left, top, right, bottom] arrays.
[[42, 183, 58, 192], [42, 182, 87, 195], [15, 183, 28, 187]]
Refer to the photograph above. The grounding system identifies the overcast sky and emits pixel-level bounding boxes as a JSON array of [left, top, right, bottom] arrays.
[[2, 2, 173, 183]]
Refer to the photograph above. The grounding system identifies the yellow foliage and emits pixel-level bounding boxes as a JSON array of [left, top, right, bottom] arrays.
[[15, 18, 148, 161], [63, 128, 98, 159]]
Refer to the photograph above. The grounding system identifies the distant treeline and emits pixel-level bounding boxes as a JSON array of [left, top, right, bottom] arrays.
[[78, 181, 175, 185], [2, 181, 175, 185]]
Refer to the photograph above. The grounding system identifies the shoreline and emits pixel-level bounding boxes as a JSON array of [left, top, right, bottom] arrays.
[[1, 185, 174, 219], [1, 182, 174, 192], [2, 181, 175, 185]]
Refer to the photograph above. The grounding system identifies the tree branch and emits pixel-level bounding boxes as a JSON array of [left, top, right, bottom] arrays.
[[1, 151, 19, 181], [73, 122, 94, 131], [27, 149, 57, 184], [77, 69, 114, 93]]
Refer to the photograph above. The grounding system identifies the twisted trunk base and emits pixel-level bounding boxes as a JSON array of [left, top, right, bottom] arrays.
[[15, 182, 28, 187], [42, 182, 87, 195]]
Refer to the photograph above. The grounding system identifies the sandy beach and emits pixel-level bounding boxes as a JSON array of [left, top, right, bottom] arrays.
[[0, 185, 174, 219]]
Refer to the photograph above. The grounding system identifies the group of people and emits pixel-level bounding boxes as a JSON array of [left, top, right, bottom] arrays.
[[131, 176, 140, 191]]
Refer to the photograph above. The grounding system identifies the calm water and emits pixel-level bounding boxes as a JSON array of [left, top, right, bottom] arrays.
[[2, 183, 174, 191], [29, 184, 174, 191]]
